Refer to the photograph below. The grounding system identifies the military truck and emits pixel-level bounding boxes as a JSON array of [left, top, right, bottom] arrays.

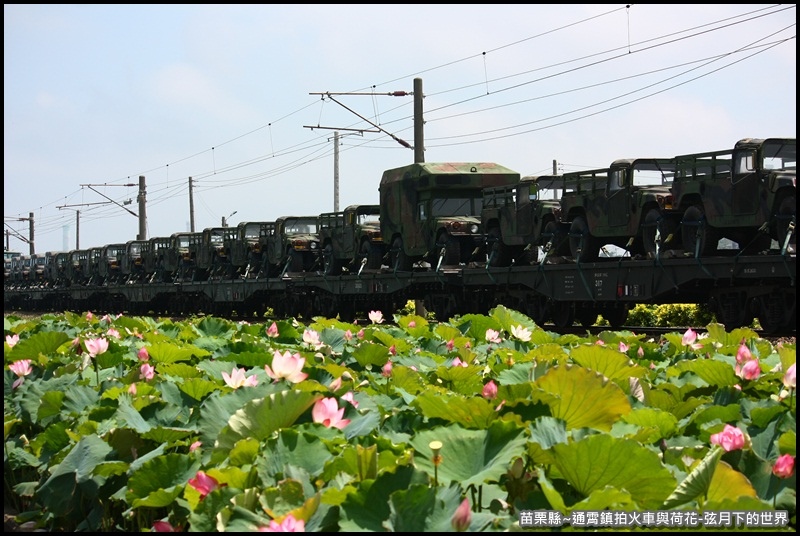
[[560, 158, 677, 262], [164, 232, 203, 282], [46, 251, 69, 287], [196, 226, 239, 280], [67, 249, 89, 286], [669, 137, 796, 256], [120, 240, 148, 284], [144, 236, 171, 283], [231, 221, 275, 279], [482, 174, 570, 267], [98, 243, 127, 285], [379, 162, 521, 271], [266, 216, 320, 275], [318, 204, 385, 275]]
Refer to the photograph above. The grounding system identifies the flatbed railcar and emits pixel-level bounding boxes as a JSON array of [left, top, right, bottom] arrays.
[[4, 250, 795, 335]]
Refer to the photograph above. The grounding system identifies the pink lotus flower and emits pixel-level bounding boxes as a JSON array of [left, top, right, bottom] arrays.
[[139, 363, 155, 381], [482, 380, 498, 400], [5, 334, 19, 348], [106, 328, 120, 339], [681, 328, 703, 350], [137, 347, 150, 361], [190, 441, 202, 452], [302, 329, 322, 350], [312, 397, 350, 430], [736, 359, 761, 380], [86, 311, 94, 321], [357, 329, 365, 340], [485, 329, 501, 344], [710, 424, 746, 452], [153, 520, 181, 532], [368, 310, 384, 324], [381, 361, 392, 377], [638, 346, 645, 358], [84, 337, 109, 357], [784, 363, 796, 389], [618, 342, 629, 353], [510, 325, 531, 342], [408, 321, 416, 328], [341, 391, 358, 408], [735, 342, 753, 364], [389, 345, 397, 356], [446, 339, 455, 352], [344, 330, 353, 342], [772, 454, 795, 478], [451, 498, 472, 531], [266, 322, 279, 338], [9, 359, 33, 389], [258, 513, 305, 532], [265, 350, 308, 383], [222, 366, 259, 389], [188, 470, 219, 498], [128, 383, 137, 395], [451, 357, 468, 368]]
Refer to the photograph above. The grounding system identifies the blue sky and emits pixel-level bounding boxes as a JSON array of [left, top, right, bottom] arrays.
[[4, 4, 796, 254]]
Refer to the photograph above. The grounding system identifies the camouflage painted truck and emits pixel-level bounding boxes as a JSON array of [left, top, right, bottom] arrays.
[[230, 221, 275, 279], [266, 216, 321, 275], [196, 226, 239, 280], [318, 204, 385, 275], [379, 162, 520, 271], [482, 174, 570, 267], [560, 157, 678, 262], [668, 137, 796, 257]]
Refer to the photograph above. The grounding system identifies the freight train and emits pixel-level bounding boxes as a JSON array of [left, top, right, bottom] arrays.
[[4, 138, 796, 334]]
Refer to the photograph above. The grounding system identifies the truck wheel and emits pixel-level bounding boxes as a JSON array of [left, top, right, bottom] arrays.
[[323, 244, 342, 275], [569, 216, 599, 262], [681, 205, 718, 257], [487, 226, 511, 267], [361, 240, 383, 270], [776, 195, 796, 253], [390, 237, 412, 271]]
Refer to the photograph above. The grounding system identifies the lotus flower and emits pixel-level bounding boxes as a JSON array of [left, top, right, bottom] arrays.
[[312, 397, 350, 430], [265, 350, 308, 383]]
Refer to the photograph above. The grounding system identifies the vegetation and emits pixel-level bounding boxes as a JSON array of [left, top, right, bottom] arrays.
[[4, 307, 795, 532]]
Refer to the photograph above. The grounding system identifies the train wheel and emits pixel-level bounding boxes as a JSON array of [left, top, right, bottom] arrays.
[[602, 306, 628, 329], [576, 306, 598, 328], [322, 244, 342, 275], [487, 226, 511, 267], [681, 205, 718, 257], [551, 302, 574, 328], [569, 216, 599, 262], [776, 195, 796, 253]]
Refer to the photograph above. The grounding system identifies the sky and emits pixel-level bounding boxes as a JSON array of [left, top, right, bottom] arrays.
[[4, 4, 796, 255]]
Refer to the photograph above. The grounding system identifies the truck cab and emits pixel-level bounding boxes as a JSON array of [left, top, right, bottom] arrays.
[[482, 174, 568, 267], [318, 204, 384, 275], [670, 137, 796, 256], [267, 216, 320, 275], [379, 162, 520, 271], [560, 158, 676, 261]]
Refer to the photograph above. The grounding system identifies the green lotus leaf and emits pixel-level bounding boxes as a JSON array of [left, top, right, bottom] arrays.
[[552, 434, 676, 510], [409, 420, 527, 488], [534, 364, 632, 431], [218, 390, 323, 449]]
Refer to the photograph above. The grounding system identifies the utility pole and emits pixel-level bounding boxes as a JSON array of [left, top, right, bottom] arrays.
[[333, 131, 340, 212], [137, 175, 147, 240], [14, 213, 35, 255], [188, 177, 196, 232]]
